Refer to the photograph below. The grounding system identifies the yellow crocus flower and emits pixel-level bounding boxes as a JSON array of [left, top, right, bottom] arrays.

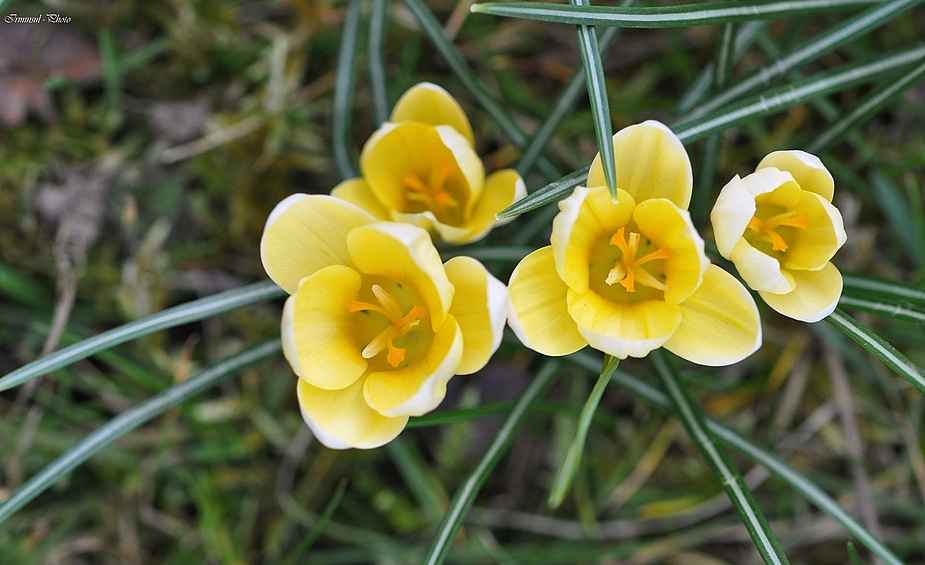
[[261, 195, 507, 449], [508, 121, 762, 365], [332, 82, 526, 244], [711, 150, 847, 322]]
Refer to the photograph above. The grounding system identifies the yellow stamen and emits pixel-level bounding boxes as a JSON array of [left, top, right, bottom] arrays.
[[347, 285, 428, 367], [403, 161, 459, 210], [606, 228, 672, 292], [747, 211, 808, 251]]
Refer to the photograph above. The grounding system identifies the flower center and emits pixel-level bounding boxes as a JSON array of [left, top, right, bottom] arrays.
[[347, 285, 428, 368], [746, 211, 808, 251], [606, 228, 672, 292], [402, 162, 459, 211]]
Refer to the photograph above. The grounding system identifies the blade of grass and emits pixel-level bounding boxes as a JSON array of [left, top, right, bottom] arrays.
[[651, 350, 790, 565], [0, 281, 285, 392], [571, 0, 617, 199], [0, 338, 282, 525], [678, 0, 922, 122], [402, 0, 563, 181], [548, 356, 618, 509], [843, 273, 925, 306], [368, 0, 390, 125], [498, 44, 925, 218], [440, 245, 534, 262], [387, 436, 447, 519], [567, 350, 906, 565], [807, 59, 925, 153], [421, 359, 562, 565], [825, 309, 925, 395], [332, 0, 364, 180], [838, 296, 925, 325], [870, 170, 925, 266], [471, 0, 883, 28], [279, 478, 349, 565]]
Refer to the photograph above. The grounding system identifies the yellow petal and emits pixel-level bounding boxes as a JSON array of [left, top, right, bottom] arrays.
[[758, 150, 834, 202], [633, 198, 707, 304], [260, 194, 377, 294], [587, 120, 692, 209], [567, 289, 682, 359], [331, 177, 391, 221], [363, 314, 463, 417], [444, 256, 507, 374], [456, 169, 527, 243], [390, 82, 475, 146], [297, 378, 408, 450], [729, 238, 795, 294], [347, 223, 454, 330], [663, 265, 762, 366], [360, 122, 481, 224], [711, 174, 756, 259], [551, 186, 635, 294], [282, 265, 367, 390], [759, 262, 842, 322], [508, 247, 588, 356], [783, 191, 847, 271]]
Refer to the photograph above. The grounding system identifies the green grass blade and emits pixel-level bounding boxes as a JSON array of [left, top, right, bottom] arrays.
[[567, 351, 906, 565], [280, 478, 349, 565], [332, 0, 364, 180], [571, 0, 617, 199], [838, 296, 925, 325], [673, 44, 925, 142], [651, 351, 790, 565], [826, 308, 925, 394], [440, 245, 534, 263], [368, 0, 390, 125], [842, 273, 925, 306], [403, 0, 563, 181], [680, 0, 922, 122], [471, 0, 882, 28], [548, 356, 618, 509], [496, 165, 590, 219], [0, 338, 282, 525], [387, 436, 446, 519], [807, 59, 925, 153], [0, 281, 285, 392], [422, 359, 562, 565], [870, 170, 925, 266]]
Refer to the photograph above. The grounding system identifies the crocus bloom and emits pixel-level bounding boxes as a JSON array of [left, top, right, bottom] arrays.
[[261, 194, 507, 449], [332, 82, 526, 244], [507, 121, 761, 365], [711, 151, 847, 322]]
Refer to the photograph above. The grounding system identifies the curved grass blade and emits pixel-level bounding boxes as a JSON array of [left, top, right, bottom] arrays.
[[279, 478, 349, 565], [498, 44, 925, 218], [0, 338, 282, 525], [843, 273, 925, 306], [471, 0, 882, 28], [571, 0, 617, 199], [679, 0, 922, 122], [368, 0, 390, 125], [332, 0, 364, 180], [651, 351, 790, 565], [496, 165, 590, 219], [838, 296, 925, 325], [548, 356, 618, 509], [673, 44, 925, 143], [0, 281, 285, 392], [567, 350, 906, 565], [402, 0, 562, 181], [807, 59, 925, 153], [422, 359, 562, 565], [826, 309, 925, 395]]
